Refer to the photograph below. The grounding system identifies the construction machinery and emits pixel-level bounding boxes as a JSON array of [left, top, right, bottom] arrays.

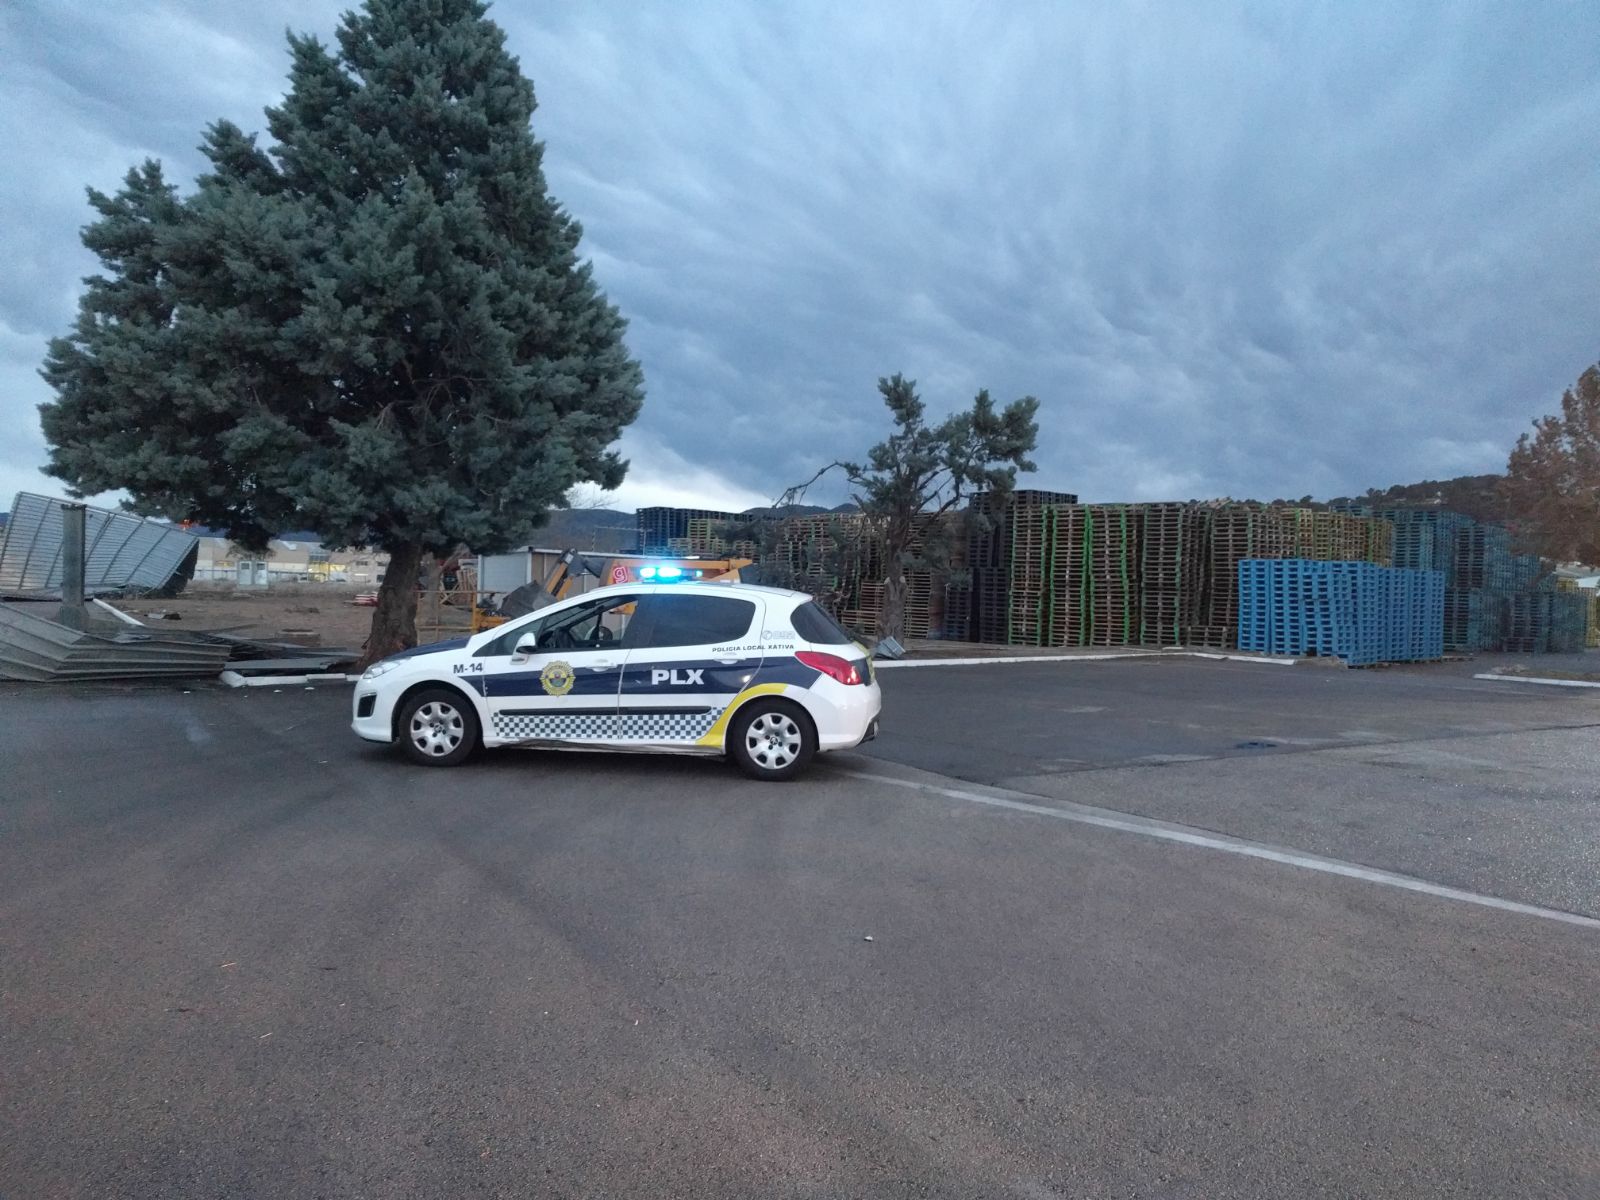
[[469, 551, 752, 633]]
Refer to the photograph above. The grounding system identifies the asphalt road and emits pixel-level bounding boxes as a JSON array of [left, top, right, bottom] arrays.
[[872, 654, 1600, 775], [873, 656, 1600, 917], [2, 660, 1598, 1198]]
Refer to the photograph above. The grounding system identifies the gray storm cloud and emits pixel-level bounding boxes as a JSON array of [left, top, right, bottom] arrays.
[[2, 0, 1595, 512]]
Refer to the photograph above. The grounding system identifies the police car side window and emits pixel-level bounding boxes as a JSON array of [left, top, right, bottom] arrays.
[[790, 601, 855, 645], [477, 595, 640, 656], [478, 615, 542, 657], [635, 595, 755, 649]]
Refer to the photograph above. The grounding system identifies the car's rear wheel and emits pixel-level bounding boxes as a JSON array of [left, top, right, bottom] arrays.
[[398, 688, 479, 767], [728, 699, 816, 781]]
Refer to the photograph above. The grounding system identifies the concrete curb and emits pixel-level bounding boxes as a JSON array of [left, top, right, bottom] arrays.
[[1471, 673, 1600, 690], [1180, 652, 1300, 667], [877, 651, 1300, 669], [874, 652, 1164, 669], [220, 670, 362, 688]]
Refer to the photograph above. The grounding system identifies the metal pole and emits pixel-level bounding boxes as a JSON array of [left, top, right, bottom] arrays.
[[58, 503, 88, 630]]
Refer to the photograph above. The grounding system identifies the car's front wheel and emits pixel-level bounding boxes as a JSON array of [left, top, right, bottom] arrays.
[[728, 699, 816, 781], [398, 687, 479, 767]]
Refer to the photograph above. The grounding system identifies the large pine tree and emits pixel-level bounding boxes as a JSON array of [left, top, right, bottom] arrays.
[[40, 0, 643, 664]]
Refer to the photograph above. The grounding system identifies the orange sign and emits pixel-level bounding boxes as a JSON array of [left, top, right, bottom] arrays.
[[610, 565, 630, 584]]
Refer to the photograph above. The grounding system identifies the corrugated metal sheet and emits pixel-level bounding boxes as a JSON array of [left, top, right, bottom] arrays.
[[0, 493, 199, 595], [0, 601, 233, 681]]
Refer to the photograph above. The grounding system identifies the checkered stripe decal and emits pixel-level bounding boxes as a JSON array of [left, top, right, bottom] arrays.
[[618, 709, 723, 741], [493, 712, 618, 741], [493, 709, 722, 743]]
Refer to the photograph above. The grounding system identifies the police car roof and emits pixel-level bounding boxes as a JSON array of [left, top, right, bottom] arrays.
[[717, 582, 817, 600], [588, 579, 811, 603]]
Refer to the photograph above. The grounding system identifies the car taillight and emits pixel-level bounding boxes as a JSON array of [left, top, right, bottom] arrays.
[[796, 650, 863, 685]]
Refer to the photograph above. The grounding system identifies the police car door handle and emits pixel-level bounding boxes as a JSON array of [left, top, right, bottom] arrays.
[[714, 655, 742, 665]]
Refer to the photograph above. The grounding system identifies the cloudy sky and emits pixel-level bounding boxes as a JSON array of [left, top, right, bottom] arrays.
[[3, 1, 1596, 517]]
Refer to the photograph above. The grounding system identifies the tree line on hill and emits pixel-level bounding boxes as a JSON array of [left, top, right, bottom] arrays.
[[1275, 474, 1511, 526]]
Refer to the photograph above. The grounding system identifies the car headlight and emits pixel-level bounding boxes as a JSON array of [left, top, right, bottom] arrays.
[[361, 659, 401, 681]]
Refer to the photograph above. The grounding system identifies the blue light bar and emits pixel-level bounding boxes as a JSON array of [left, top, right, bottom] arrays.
[[638, 564, 688, 581]]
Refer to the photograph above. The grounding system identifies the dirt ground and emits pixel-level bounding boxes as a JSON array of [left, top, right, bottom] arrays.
[[106, 584, 476, 653]]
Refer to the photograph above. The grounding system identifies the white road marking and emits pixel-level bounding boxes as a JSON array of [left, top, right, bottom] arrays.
[[1472, 673, 1600, 689], [840, 767, 1600, 931]]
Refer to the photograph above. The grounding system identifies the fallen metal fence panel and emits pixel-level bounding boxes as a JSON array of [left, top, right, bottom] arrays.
[[0, 493, 198, 595]]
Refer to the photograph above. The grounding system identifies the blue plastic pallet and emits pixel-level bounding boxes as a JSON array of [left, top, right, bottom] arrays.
[[1238, 560, 1446, 664]]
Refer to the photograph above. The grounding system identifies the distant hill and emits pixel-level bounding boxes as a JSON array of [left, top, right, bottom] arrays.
[[182, 525, 352, 543], [530, 508, 637, 553], [739, 503, 857, 518]]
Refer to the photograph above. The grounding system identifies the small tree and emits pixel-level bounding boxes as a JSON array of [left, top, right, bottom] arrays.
[[39, 0, 642, 665], [799, 374, 1038, 642], [737, 512, 869, 619], [1504, 364, 1600, 563]]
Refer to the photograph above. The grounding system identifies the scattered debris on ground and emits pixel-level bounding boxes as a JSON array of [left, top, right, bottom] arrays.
[[0, 599, 358, 684], [0, 601, 233, 682]]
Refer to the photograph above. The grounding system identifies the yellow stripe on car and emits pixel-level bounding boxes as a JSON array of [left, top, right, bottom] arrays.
[[694, 683, 794, 748]]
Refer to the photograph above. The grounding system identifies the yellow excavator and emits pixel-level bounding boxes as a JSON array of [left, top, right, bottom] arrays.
[[470, 551, 752, 632]]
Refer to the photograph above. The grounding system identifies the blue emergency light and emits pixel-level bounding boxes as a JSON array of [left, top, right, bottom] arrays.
[[638, 565, 703, 582]]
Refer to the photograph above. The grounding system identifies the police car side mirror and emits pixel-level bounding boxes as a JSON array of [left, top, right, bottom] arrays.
[[511, 633, 540, 662]]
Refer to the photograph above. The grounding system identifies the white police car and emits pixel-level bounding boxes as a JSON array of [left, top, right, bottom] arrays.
[[351, 580, 881, 780]]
